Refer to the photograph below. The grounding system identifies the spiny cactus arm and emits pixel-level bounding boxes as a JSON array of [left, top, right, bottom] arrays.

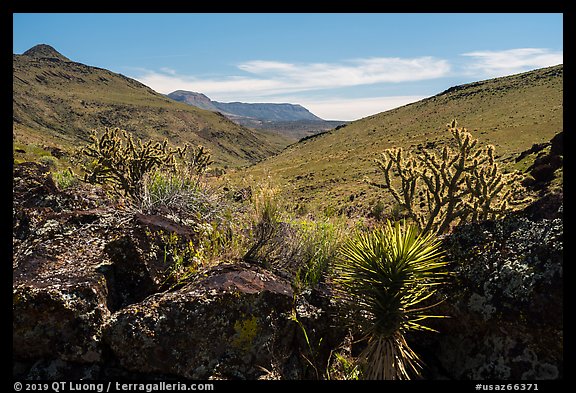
[[368, 152, 404, 204], [394, 150, 426, 225], [435, 126, 488, 233], [418, 168, 444, 233]]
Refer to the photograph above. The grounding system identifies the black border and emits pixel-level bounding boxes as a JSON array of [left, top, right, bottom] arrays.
[[9, 2, 570, 390]]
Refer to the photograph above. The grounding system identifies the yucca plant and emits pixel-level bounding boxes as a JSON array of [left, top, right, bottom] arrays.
[[334, 220, 448, 379]]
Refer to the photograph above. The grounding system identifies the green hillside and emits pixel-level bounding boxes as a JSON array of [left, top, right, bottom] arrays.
[[13, 45, 291, 168], [240, 65, 563, 215]]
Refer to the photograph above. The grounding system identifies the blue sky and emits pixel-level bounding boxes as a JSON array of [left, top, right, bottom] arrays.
[[13, 13, 563, 121]]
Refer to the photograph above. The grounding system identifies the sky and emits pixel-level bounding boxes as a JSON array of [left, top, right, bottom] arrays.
[[13, 13, 563, 121]]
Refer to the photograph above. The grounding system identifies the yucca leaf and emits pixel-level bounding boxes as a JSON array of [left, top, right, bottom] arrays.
[[334, 219, 448, 380]]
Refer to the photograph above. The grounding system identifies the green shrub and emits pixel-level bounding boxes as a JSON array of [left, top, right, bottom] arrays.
[[147, 230, 201, 289], [52, 168, 77, 190], [39, 155, 59, 169], [334, 220, 448, 379], [293, 218, 346, 291], [140, 169, 220, 224], [242, 182, 282, 264]]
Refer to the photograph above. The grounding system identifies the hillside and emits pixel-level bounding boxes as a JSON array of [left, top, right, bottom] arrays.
[[167, 90, 345, 140], [13, 45, 291, 168], [240, 65, 563, 214]]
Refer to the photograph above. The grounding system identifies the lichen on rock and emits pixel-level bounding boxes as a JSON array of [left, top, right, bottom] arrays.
[[232, 314, 260, 352], [420, 192, 563, 379]]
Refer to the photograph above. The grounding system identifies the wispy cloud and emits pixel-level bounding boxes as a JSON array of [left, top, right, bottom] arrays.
[[461, 48, 562, 77], [237, 57, 451, 88], [132, 56, 451, 98], [295, 96, 428, 121]]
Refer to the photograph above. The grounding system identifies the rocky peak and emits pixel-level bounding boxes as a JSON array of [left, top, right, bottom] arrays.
[[22, 44, 71, 62], [167, 90, 220, 111]]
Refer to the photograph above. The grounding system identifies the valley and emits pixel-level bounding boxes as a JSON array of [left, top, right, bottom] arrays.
[[167, 90, 346, 140], [12, 42, 563, 381]]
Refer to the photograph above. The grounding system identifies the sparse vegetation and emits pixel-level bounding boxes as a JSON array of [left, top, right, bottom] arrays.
[[242, 181, 283, 265], [153, 229, 201, 288], [13, 48, 563, 380], [242, 65, 562, 215], [52, 168, 78, 190], [292, 218, 345, 291], [81, 127, 211, 201]]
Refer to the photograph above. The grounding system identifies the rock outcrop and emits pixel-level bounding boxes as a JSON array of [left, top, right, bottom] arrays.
[[12, 162, 342, 379], [416, 192, 563, 379], [103, 262, 297, 379]]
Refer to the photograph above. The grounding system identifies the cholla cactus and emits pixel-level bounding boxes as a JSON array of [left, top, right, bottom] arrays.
[[367, 120, 529, 234], [82, 127, 211, 200]]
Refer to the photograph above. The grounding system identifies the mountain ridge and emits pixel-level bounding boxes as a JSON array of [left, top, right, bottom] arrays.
[[166, 90, 345, 140]]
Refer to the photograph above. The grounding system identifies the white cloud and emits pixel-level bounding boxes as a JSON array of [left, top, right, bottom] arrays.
[[237, 57, 450, 88], [132, 56, 450, 98], [461, 48, 563, 77], [159, 67, 178, 75], [294, 95, 428, 121]]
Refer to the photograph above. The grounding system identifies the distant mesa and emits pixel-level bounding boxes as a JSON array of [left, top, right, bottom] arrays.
[[22, 44, 71, 62]]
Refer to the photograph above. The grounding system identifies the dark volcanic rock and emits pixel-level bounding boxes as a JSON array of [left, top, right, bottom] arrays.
[[101, 212, 203, 310], [103, 262, 300, 379], [519, 131, 563, 190], [13, 212, 117, 363], [420, 194, 563, 379], [12, 159, 344, 379], [13, 162, 62, 209], [550, 131, 563, 156], [12, 162, 130, 366]]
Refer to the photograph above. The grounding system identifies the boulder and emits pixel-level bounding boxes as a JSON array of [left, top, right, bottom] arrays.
[[103, 262, 310, 379], [13, 161, 345, 379], [419, 194, 563, 379], [12, 162, 152, 367], [13, 213, 114, 363], [550, 131, 563, 156], [13, 165, 116, 364]]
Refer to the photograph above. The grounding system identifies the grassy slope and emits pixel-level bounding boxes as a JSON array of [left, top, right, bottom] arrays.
[[13, 54, 291, 168], [240, 65, 563, 215]]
